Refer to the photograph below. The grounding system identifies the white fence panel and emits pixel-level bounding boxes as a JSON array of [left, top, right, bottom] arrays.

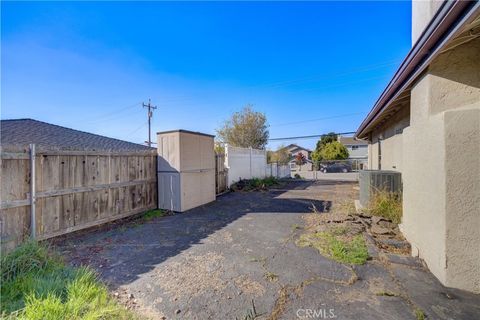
[[225, 145, 267, 186], [266, 163, 291, 179], [278, 164, 291, 178]]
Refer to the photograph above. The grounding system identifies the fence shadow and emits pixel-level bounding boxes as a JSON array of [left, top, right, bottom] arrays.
[[52, 180, 347, 289]]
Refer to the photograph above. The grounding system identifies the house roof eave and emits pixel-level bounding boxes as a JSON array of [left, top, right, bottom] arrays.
[[355, 0, 480, 140]]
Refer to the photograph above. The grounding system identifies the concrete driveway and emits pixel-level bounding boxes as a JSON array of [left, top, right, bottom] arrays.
[[55, 180, 480, 320]]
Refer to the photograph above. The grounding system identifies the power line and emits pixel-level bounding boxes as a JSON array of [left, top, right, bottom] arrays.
[[126, 122, 148, 136], [77, 101, 142, 124], [270, 112, 365, 127], [268, 131, 356, 141], [142, 99, 157, 147], [249, 59, 401, 89]]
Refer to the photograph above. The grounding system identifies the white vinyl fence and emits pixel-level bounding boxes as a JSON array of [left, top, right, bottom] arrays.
[[266, 162, 291, 179], [225, 145, 290, 186]]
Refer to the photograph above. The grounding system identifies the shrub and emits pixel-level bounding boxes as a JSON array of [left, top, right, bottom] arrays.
[[368, 190, 403, 224], [230, 177, 279, 191]]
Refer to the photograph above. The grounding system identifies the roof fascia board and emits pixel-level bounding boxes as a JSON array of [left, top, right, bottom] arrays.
[[356, 0, 478, 139]]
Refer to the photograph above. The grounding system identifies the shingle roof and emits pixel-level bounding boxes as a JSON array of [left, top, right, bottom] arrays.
[[279, 144, 311, 153], [338, 136, 368, 146], [1, 119, 155, 152]]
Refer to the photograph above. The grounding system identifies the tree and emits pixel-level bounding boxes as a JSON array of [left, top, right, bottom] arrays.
[[216, 105, 269, 149], [311, 132, 339, 162], [268, 145, 291, 165], [294, 152, 307, 170], [318, 141, 349, 160], [214, 142, 225, 154]]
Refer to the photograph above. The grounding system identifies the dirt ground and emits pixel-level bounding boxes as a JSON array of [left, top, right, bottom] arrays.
[[54, 180, 480, 320]]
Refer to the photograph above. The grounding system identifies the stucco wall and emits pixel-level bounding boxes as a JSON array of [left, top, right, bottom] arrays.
[[412, 0, 443, 45], [368, 106, 410, 171], [402, 93, 447, 283], [402, 38, 480, 293], [365, 37, 480, 293], [444, 107, 480, 292]]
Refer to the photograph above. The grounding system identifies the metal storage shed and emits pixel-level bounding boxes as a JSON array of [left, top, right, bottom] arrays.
[[157, 130, 215, 212]]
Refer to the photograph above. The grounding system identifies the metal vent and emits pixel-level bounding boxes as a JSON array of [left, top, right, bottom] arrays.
[[359, 170, 402, 207]]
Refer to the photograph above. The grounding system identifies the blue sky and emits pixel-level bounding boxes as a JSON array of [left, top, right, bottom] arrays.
[[1, 1, 411, 150]]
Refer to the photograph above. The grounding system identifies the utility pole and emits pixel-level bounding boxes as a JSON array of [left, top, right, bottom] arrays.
[[142, 99, 157, 147]]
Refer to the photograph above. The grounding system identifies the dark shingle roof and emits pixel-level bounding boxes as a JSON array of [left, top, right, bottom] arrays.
[[1, 119, 155, 152]]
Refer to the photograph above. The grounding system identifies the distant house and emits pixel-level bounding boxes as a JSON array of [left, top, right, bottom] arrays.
[[0, 118, 155, 152], [337, 136, 368, 159], [277, 144, 313, 171]]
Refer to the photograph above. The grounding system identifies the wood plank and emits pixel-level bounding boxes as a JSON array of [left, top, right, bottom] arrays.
[[86, 155, 99, 186], [35, 179, 156, 198], [1, 152, 30, 160], [37, 205, 157, 241], [0, 180, 155, 209], [0, 199, 30, 209], [35, 150, 156, 157], [39, 196, 60, 235], [59, 194, 75, 229], [1, 151, 158, 251]]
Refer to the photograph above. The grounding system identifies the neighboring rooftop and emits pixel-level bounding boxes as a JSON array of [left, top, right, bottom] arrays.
[[279, 144, 311, 152], [0, 118, 155, 152], [338, 136, 368, 146]]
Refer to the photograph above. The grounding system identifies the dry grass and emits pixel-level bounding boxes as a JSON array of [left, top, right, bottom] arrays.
[[367, 190, 402, 224]]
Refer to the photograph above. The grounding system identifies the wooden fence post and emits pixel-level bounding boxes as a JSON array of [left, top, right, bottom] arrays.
[[29, 144, 36, 239]]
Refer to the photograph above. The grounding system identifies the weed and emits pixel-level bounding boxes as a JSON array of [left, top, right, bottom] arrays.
[[264, 272, 279, 282], [141, 209, 167, 222], [330, 226, 348, 236], [368, 190, 402, 224], [249, 256, 267, 269], [297, 231, 368, 265], [330, 199, 356, 215], [236, 299, 262, 320], [414, 308, 426, 320], [0, 241, 135, 319], [291, 224, 302, 231], [231, 177, 279, 191]]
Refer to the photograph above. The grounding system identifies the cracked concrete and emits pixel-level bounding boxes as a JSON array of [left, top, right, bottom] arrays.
[[53, 180, 480, 319]]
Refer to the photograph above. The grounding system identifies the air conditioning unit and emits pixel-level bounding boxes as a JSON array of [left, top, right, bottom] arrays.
[[359, 170, 402, 207]]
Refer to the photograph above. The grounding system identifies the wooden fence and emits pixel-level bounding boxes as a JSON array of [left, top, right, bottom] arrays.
[[215, 153, 227, 194], [0, 145, 157, 251]]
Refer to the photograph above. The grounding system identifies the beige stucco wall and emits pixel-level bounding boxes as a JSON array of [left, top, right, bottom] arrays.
[[412, 0, 443, 45], [444, 107, 480, 292], [402, 38, 480, 293], [368, 106, 410, 171]]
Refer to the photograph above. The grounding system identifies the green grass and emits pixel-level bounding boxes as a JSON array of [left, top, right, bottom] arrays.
[[368, 190, 403, 224], [1, 241, 135, 319], [141, 209, 167, 222], [297, 229, 368, 265], [414, 308, 426, 320]]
